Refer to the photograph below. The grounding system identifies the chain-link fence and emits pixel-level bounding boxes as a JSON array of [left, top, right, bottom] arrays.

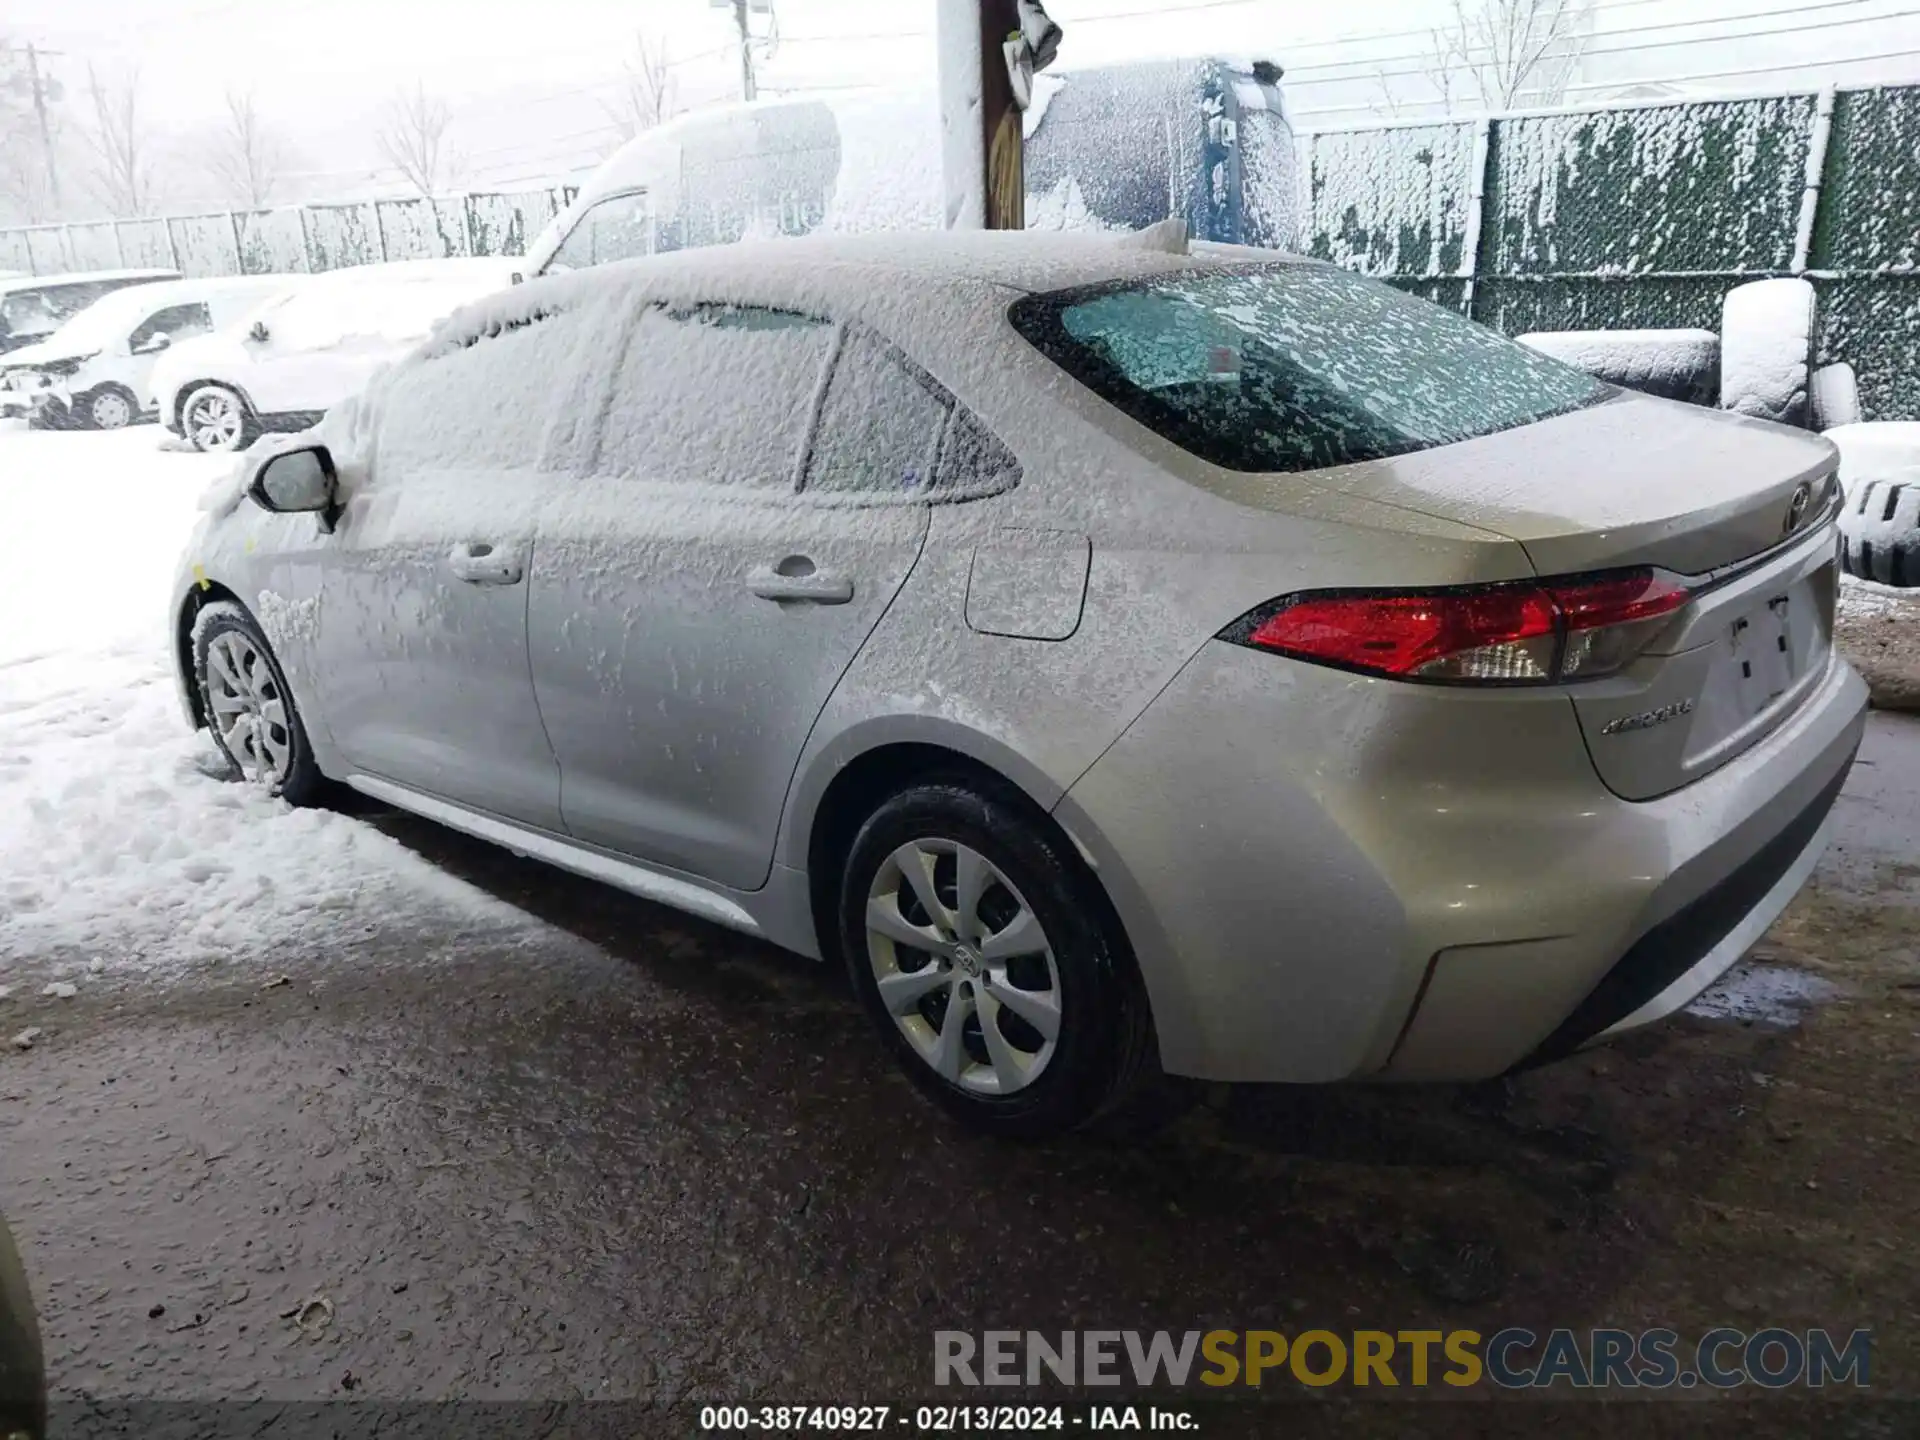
[[0, 188, 574, 283], [1300, 83, 1920, 421]]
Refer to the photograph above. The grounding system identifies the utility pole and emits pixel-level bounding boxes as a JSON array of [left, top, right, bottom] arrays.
[[937, 0, 1060, 230], [732, 0, 757, 103], [24, 43, 62, 210]]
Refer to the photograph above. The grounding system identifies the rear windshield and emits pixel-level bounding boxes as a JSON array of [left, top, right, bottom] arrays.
[[1008, 264, 1607, 473]]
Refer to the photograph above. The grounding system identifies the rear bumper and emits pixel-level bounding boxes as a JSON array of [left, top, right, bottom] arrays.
[[1056, 640, 1868, 1084], [1515, 755, 1848, 1067]]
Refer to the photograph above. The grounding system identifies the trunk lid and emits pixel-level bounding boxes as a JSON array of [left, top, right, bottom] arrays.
[[1311, 390, 1838, 577], [1310, 393, 1842, 800]]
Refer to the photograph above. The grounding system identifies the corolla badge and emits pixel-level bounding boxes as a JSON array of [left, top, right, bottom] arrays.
[[1600, 699, 1695, 736]]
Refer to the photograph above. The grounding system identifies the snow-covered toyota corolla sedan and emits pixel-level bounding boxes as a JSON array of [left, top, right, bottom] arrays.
[[169, 231, 1866, 1136]]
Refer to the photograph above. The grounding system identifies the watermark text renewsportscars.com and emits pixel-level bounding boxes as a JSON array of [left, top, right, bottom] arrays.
[[934, 1327, 1872, 1390]]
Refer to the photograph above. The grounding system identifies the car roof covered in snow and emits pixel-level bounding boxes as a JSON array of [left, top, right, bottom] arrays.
[[0, 267, 180, 295], [428, 230, 1305, 360], [391, 231, 1313, 446]]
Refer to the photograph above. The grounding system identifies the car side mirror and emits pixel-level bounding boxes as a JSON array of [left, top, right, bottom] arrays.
[[246, 320, 270, 344], [248, 444, 340, 533], [132, 333, 170, 355]]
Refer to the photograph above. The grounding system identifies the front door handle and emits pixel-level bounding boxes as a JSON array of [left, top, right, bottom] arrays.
[[447, 541, 524, 586], [748, 559, 854, 605]]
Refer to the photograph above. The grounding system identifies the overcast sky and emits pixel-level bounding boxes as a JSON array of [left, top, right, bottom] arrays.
[[7, 0, 1919, 211]]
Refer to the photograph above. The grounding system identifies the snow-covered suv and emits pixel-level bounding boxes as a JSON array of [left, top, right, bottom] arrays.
[[0, 274, 297, 430], [149, 258, 521, 452]]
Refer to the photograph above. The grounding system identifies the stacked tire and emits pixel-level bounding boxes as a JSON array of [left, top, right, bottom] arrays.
[[1830, 423, 1920, 589]]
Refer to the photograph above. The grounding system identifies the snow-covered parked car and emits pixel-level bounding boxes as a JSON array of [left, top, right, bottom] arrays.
[[0, 268, 179, 356], [149, 257, 522, 452], [170, 231, 1864, 1136], [0, 274, 299, 430], [525, 56, 1296, 275]]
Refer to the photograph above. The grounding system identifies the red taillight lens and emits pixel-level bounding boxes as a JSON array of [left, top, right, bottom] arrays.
[[1225, 568, 1691, 685]]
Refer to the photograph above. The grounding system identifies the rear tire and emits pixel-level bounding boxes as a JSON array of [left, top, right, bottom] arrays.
[[192, 601, 328, 805], [839, 779, 1152, 1138], [181, 384, 256, 453]]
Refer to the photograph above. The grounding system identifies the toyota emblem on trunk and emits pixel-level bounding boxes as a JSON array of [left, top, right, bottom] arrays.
[[1785, 482, 1813, 535]]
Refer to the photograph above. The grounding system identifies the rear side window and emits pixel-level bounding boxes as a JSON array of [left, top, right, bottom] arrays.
[[1009, 264, 1606, 473], [598, 304, 833, 489], [935, 408, 1021, 494], [544, 190, 654, 274], [802, 330, 949, 497]]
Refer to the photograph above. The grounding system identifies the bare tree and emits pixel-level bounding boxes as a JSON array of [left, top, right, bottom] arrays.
[[1432, 0, 1595, 112], [82, 64, 159, 215], [375, 83, 458, 197], [206, 90, 285, 209], [603, 30, 679, 141]]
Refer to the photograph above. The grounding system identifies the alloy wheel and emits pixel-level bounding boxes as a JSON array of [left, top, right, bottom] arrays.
[[865, 838, 1062, 1096], [186, 391, 243, 451], [204, 631, 293, 784]]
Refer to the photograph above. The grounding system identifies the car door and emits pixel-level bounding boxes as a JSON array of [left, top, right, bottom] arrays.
[[308, 304, 610, 830], [528, 304, 945, 890]]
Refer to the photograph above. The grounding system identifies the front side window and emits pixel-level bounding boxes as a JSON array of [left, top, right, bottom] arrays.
[[1010, 264, 1607, 473], [598, 304, 833, 489], [131, 303, 212, 351], [544, 191, 654, 274], [378, 309, 601, 472], [802, 330, 949, 498]]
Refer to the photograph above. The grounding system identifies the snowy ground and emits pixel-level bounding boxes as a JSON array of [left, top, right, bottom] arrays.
[[0, 420, 533, 987]]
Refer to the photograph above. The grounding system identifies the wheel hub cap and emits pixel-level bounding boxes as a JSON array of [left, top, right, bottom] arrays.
[[205, 632, 293, 786], [865, 838, 1062, 1097]]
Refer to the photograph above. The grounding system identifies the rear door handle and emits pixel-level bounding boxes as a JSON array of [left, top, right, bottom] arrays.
[[748, 561, 854, 605], [447, 541, 524, 586]]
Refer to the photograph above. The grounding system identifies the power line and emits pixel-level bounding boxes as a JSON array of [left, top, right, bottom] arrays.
[[1280, 0, 1899, 78], [1287, 5, 1920, 87], [1292, 42, 1920, 120], [1563, 39, 1920, 91], [1257, 0, 1847, 56]]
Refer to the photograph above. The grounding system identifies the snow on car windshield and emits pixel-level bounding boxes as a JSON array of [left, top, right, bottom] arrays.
[[1009, 264, 1608, 473]]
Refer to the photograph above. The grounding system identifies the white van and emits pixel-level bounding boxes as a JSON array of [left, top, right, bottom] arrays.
[[0, 274, 299, 430], [524, 57, 1296, 277]]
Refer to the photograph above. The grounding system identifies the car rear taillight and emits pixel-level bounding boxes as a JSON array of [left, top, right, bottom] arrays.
[[1220, 568, 1692, 686]]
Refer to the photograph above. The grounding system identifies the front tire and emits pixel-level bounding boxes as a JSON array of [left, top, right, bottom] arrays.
[[181, 384, 256, 453], [83, 385, 137, 430], [839, 779, 1151, 1138], [192, 601, 327, 805]]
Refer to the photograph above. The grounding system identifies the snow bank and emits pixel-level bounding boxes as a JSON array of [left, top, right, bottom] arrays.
[[1839, 572, 1914, 622], [0, 423, 534, 979], [1517, 328, 1719, 405]]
